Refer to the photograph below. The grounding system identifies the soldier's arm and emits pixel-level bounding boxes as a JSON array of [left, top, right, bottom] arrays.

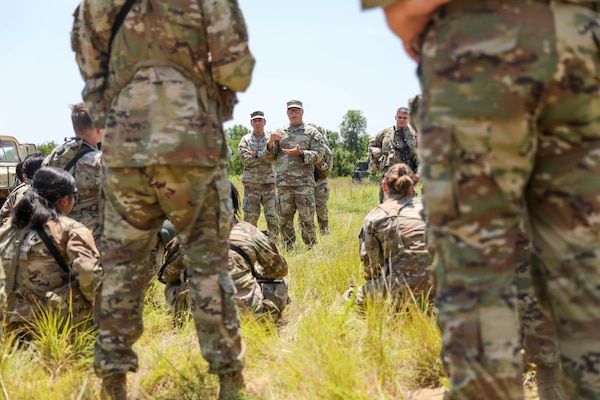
[[300, 131, 325, 165], [359, 222, 385, 281], [65, 223, 102, 303], [204, 0, 255, 92], [238, 136, 262, 167], [253, 231, 288, 280], [71, 2, 112, 127]]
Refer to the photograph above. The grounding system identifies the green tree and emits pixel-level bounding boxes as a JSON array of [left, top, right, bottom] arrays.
[[339, 110, 369, 161], [36, 141, 58, 156], [225, 124, 250, 177]]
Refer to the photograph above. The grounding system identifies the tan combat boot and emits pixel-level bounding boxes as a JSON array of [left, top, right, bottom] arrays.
[[536, 363, 567, 400], [101, 374, 127, 400], [218, 370, 245, 400]]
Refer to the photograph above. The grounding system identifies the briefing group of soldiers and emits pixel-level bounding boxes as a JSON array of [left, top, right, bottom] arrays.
[[238, 99, 333, 250]]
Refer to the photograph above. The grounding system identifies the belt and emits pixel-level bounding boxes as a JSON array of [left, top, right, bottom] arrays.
[[442, 0, 599, 13]]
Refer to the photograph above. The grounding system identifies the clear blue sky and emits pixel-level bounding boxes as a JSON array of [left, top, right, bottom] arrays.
[[0, 0, 420, 146]]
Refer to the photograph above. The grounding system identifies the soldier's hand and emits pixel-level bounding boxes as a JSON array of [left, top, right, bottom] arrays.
[[382, 0, 451, 62], [371, 162, 379, 172], [250, 150, 256, 157], [282, 144, 301, 156]]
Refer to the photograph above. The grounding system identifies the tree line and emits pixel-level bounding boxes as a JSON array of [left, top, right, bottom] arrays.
[[226, 110, 371, 178]]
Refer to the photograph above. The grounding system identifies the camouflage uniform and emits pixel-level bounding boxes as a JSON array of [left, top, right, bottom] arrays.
[[363, 0, 600, 397], [0, 181, 31, 225], [266, 123, 326, 248], [162, 221, 289, 322], [368, 126, 419, 202], [43, 138, 103, 243], [314, 143, 333, 235], [0, 216, 101, 329], [356, 194, 431, 306], [238, 132, 278, 237], [72, 0, 254, 381]]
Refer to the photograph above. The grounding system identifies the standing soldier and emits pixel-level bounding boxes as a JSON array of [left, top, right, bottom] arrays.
[[43, 103, 103, 243], [368, 107, 419, 203], [237, 111, 278, 238], [72, 1, 255, 399], [266, 100, 327, 250]]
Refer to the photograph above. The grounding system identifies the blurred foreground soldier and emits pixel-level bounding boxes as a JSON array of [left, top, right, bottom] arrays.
[[0, 153, 45, 224], [314, 142, 333, 235], [408, 95, 422, 134], [266, 100, 327, 249], [237, 111, 279, 238], [43, 103, 102, 243], [0, 167, 101, 337], [72, 1, 255, 399], [368, 107, 419, 203], [160, 184, 290, 324], [351, 163, 431, 307], [364, 0, 600, 398]]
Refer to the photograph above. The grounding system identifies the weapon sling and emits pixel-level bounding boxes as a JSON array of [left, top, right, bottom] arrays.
[[36, 228, 73, 281], [229, 243, 283, 284]]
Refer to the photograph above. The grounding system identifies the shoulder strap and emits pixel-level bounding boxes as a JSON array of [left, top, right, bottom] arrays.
[[36, 228, 72, 280], [230, 243, 259, 278], [64, 147, 95, 172], [110, 0, 138, 51]]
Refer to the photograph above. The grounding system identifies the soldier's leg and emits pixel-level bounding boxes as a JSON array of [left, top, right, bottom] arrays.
[[277, 188, 296, 248], [160, 165, 244, 375], [95, 166, 168, 379], [296, 186, 317, 247], [314, 182, 330, 234], [419, 4, 546, 397], [527, 5, 600, 396], [261, 184, 279, 239], [242, 183, 260, 226]]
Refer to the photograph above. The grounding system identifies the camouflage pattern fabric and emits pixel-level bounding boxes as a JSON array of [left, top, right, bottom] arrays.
[[0, 181, 31, 225], [72, 0, 255, 165], [356, 194, 431, 306], [414, 1, 600, 398], [368, 126, 419, 175], [241, 183, 278, 238], [161, 221, 289, 322], [314, 180, 330, 234], [0, 216, 101, 328], [238, 133, 275, 185], [43, 138, 103, 242], [276, 186, 317, 248], [73, 0, 254, 380]]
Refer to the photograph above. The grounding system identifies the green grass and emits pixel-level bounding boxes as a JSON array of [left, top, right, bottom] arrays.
[[0, 177, 448, 400]]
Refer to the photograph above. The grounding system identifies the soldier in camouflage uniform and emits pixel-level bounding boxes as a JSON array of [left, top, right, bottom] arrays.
[[72, 1, 255, 399], [314, 142, 333, 235], [354, 163, 431, 307], [161, 185, 289, 323], [266, 100, 327, 249], [364, 0, 600, 398], [0, 167, 101, 336], [368, 107, 419, 203], [43, 103, 102, 243], [237, 111, 278, 238], [0, 154, 45, 224]]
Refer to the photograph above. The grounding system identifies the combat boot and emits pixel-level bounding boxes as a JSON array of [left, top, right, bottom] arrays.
[[101, 374, 127, 400], [536, 363, 567, 400], [218, 370, 245, 400]]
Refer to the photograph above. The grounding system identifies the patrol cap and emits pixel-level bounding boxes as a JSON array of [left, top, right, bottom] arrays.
[[287, 99, 303, 109], [250, 111, 265, 120]]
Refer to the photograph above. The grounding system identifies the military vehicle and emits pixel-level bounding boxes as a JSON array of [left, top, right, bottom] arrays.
[[351, 161, 370, 183], [0, 135, 36, 205]]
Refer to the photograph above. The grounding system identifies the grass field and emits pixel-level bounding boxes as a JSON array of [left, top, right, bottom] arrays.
[[0, 177, 540, 400]]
